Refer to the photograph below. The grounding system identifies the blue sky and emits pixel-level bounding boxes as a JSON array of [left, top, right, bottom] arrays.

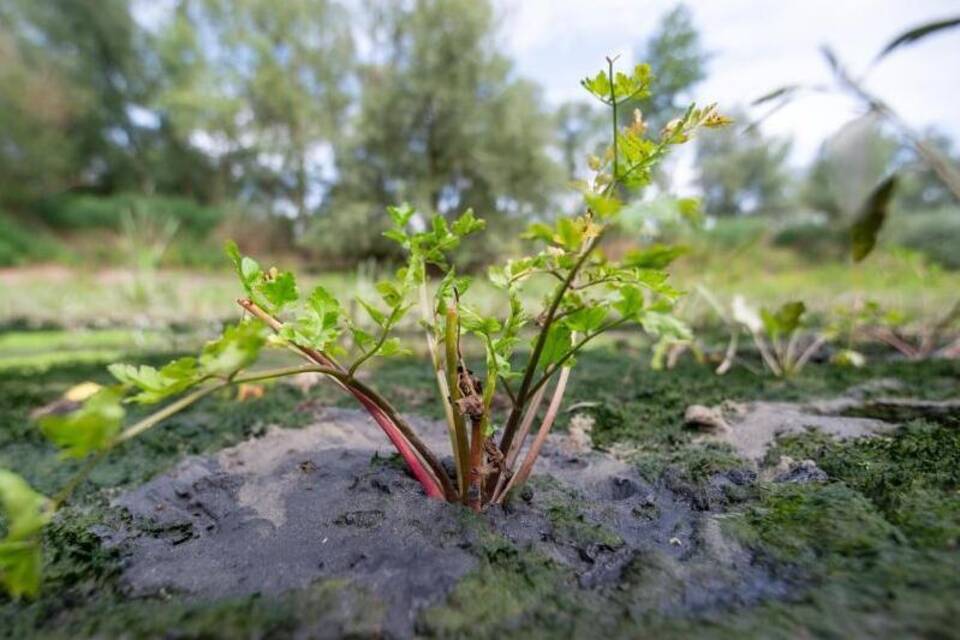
[[497, 0, 960, 165]]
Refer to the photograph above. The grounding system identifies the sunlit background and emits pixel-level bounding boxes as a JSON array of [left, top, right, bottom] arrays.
[[0, 0, 958, 365]]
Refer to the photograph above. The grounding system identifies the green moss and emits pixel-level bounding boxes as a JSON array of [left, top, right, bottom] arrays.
[[3, 580, 381, 639], [635, 442, 744, 484], [769, 420, 960, 550], [0, 356, 324, 636], [545, 502, 623, 549], [419, 549, 574, 637], [728, 483, 900, 567]]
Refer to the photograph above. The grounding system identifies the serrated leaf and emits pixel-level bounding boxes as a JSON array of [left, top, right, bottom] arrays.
[[487, 265, 509, 289], [280, 286, 343, 351], [761, 301, 806, 338], [375, 281, 403, 307], [565, 307, 608, 333], [199, 322, 265, 377], [260, 270, 298, 311], [432, 215, 449, 239], [226, 241, 300, 313], [522, 222, 555, 244], [109, 357, 200, 404], [350, 327, 376, 351], [624, 245, 688, 269], [377, 337, 411, 358], [538, 324, 573, 370], [37, 387, 125, 458], [451, 209, 485, 237], [0, 469, 49, 599], [555, 217, 583, 250], [386, 203, 415, 227], [850, 175, 897, 262], [581, 70, 611, 102], [460, 304, 501, 336], [584, 192, 621, 218], [0, 539, 44, 599], [614, 285, 644, 319], [0, 471, 49, 541], [357, 299, 386, 327], [383, 228, 408, 245]]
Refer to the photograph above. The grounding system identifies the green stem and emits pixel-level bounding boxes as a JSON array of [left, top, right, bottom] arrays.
[[497, 235, 601, 457], [419, 282, 463, 498], [608, 56, 619, 182], [525, 318, 626, 400], [444, 307, 471, 502], [115, 383, 228, 444], [348, 310, 397, 376]]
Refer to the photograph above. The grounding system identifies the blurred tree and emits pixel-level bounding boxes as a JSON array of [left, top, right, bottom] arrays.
[[0, 29, 85, 208], [157, 0, 354, 220], [555, 101, 606, 181], [0, 0, 175, 193], [695, 111, 793, 216], [627, 4, 708, 131], [803, 114, 901, 219], [896, 129, 960, 210], [307, 0, 563, 263], [0, 0, 223, 203]]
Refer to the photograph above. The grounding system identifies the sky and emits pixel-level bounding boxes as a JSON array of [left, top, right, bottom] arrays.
[[496, 0, 960, 166]]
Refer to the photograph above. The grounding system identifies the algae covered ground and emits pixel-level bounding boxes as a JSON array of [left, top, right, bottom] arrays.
[[1, 331, 959, 639]]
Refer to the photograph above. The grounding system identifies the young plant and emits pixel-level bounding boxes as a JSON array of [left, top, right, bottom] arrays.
[[731, 297, 829, 377], [0, 57, 728, 597]]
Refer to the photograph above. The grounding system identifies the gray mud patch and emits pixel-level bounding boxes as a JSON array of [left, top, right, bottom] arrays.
[[692, 384, 960, 462], [104, 408, 788, 638], [692, 400, 896, 460]]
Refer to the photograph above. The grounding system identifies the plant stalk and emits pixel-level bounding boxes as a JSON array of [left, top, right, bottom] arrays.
[[237, 298, 452, 499], [443, 307, 472, 501], [420, 282, 464, 496], [497, 236, 601, 461], [496, 365, 571, 502]]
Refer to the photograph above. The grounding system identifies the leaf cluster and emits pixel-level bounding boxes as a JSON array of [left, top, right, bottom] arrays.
[[0, 470, 50, 598]]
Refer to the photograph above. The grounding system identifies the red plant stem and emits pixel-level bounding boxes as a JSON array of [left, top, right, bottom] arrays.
[[351, 390, 445, 499], [237, 298, 446, 499]]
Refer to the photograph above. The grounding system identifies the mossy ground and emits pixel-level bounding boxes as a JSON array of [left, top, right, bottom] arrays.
[[1, 339, 958, 638]]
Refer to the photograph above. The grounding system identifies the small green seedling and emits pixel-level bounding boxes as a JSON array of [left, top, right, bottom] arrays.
[[0, 58, 729, 598], [731, 297, 828, 377]]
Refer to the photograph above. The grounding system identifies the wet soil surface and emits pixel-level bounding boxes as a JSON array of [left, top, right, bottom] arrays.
[[689, 379, 960, 460], [103, 408, 791, 638]]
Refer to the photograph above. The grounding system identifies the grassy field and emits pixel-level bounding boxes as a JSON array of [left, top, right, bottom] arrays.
[[2, 242, 956, 330]]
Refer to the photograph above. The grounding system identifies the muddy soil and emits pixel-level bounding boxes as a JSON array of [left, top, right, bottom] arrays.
[[104, 408, 790, 638], [690, 379, 959, 460]]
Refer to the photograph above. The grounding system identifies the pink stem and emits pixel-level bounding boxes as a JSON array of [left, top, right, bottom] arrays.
[[351, 389, 445, 499], [237, 298, 444, 499], [496, 367, 571, 502]]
